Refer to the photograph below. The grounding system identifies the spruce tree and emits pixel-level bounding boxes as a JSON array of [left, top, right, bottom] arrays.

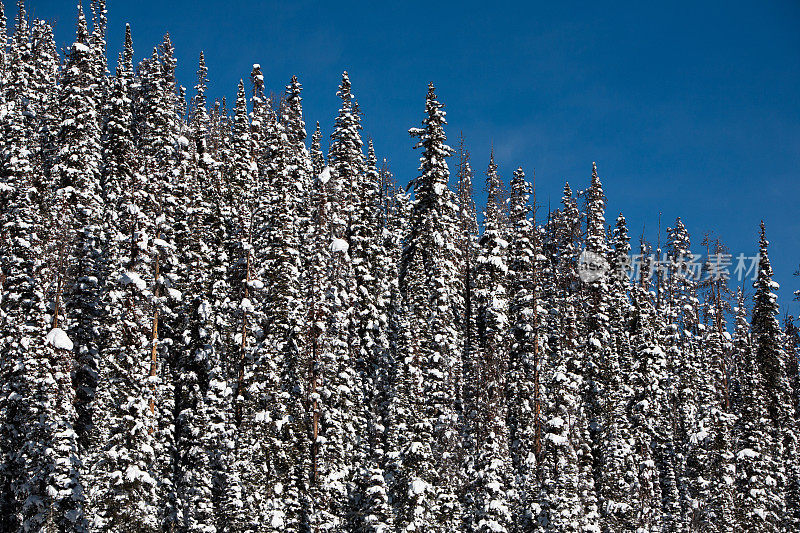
[[40, 16, 101, 525], [750, 221, 792, 530], [470, 153, 513, 533], [628, 240, 668, 531], [505, 167, 543, 528], [401, 82, 463, 531]]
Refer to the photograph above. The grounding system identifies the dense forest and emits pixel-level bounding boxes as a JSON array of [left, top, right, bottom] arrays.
[[1, 1, 799, 532]]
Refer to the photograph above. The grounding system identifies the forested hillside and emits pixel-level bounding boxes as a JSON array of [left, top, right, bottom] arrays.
[[1, 1, 799, 532]]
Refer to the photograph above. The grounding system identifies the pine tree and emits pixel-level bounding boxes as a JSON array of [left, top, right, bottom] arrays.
[[541, 179, 601, 531], [308, 72, 364, 530], [784, 315, 800, 531], [749, 221, 792, 530], [455, 135, 478, 411], [596, 211, 637, 533], [579, 163, 633, 531], [303, 126, 330, 519], [355, 141, 395, 532], [469, 152, 513, 533], [0, 11, 89, 522], [505, 166, 543, 528], [453, 138, 480, 525], [734, 292, 778, 531], [269, 74, 314, 529], [29, 18, 60, 181], [135, 37, 184, 528], [401, 82, 463, 531], [89, 29, 168, 532], [628, 240, 667, 531]]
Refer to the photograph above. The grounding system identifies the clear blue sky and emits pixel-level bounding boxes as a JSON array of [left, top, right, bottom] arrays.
[[16, 0, 800, 317]]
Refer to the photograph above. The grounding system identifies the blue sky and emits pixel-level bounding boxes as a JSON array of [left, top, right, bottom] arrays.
[[15, 0, 800, 317]]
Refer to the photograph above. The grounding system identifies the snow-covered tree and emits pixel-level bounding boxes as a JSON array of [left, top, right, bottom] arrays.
[[505, 167, 540, 527], [469, 152, 513, 533], [749, 221, 792, 530], [401, 82, 463, 531]]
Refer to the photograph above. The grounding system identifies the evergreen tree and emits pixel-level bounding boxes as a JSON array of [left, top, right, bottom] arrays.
[[134, 37, 184, 528], [29, 18, 60, 180], [470, 153, 513, 533], [784, 315, 800, 531], [401, 82, 463, 531], [734, 281, 777, 531], [750, 221, 792, 530], [628, 240, 668, 531], [505, 167, 539, 524]]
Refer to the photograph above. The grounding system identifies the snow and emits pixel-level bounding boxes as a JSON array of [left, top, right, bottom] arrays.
[[240, 298, 255, 312], [198, 301, 212, 321], [410, 478, 427, 495], [737, 448, 759, 459], [330, 238, 349, 253], [152, 238, 173, 249], [167, 288, 182, 301], [120, 271, 146, 291], [247, 279, 264, 290], [202, 153, 216, 166], [546, 433, 569, 446], [319, 166, 332, 184], [46, 328, 73, 351], [271, 513, 285, 528]]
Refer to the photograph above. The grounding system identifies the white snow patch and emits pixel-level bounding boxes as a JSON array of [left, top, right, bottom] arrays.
[[167, 288, 182, 301], [198, 301, 212, 321], [330, 238, 349, 253], [120, 271, 146, 291], [410, 478, 427, 495], [47, 328, 73, 351], [319, 166, 332, 184], [737, 448, 759, 460], [152, 238, 173, 249]]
